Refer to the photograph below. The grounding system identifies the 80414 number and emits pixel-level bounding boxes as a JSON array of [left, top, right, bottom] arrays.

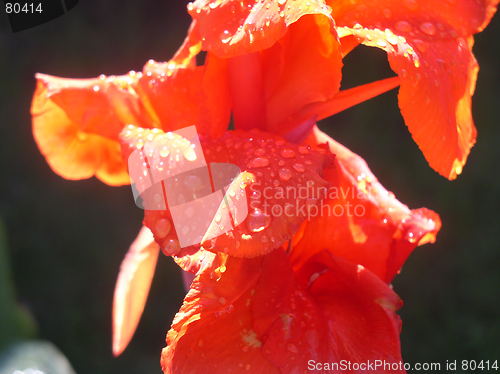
[[5, 2, 42, 14]]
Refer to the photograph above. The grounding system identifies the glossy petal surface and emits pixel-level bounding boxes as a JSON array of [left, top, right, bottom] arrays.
[[188, 0, 333, 58], [295, 126, 441, 282], [162, 249, 404, 373], [120, 126, 333, 258], [330, 0, 499, 178]]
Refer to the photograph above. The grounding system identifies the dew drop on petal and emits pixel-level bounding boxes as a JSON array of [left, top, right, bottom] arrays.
[[246, 209, 271, 233], [162, 238, 180, 256], [183, 146, 197, 161], [280, 148, 296, 159], [395, 20, 412, 33], [156, 219, 171, 238], [292, 163, 305, 173], [248, 157, 270, 168], [279, 167, 292, 181], [420, 22, 436, 36]]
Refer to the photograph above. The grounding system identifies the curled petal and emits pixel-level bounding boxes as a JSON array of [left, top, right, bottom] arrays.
[[112, 226, 160, 356], [120, 126, 333, 258], [188, 0, 333, 58], [332, 0, 499, 37], [31, 54, 231, 185], [294, 126, 441, 282], [31, 73, 147, 185], [330, 0, 499, 178]]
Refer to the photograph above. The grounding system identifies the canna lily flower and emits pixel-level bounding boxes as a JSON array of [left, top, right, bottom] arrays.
[[29, 0, 495, 372], [31, 56, 440, 367]]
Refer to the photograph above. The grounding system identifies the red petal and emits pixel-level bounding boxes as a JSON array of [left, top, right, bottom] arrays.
[[112, 226, 160, 356], [329, 0, 498, 178], [188, 0, 333, 58], [294, 126, 441, 282], [120, 126, 333, 258], [31, 73, 147, 185], [262, 15, 343, 135], [162, 249, 404, 373]]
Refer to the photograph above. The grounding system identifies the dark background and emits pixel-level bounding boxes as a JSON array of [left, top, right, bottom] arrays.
[[0, 1, 498, 373]]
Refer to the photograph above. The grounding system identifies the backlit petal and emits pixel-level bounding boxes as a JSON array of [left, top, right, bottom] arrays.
[[112, 226, 160, 356], [188, 0, 333, 58], [329, 0, 498, 178], [31, 73, 147, 185], [137, 55, 231, 138]]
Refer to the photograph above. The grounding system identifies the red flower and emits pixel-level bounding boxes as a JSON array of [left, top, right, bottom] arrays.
[[29, 0, 496, 372]]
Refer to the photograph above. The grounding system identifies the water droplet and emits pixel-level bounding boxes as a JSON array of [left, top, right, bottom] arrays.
[[404, 0, 418, 10], [162, 238, 180, 256], [248, 157, 270, 168], [246, 209, 271, 233], [279, 168, 292, 181], [292, 163, 305, 173], [298, 146, 309, 155], [406, 231, 416, 243], [287, 343, 299, 353], [254, 148, 266, 156], [280, 148, 296, 158], [395, 20, 412, 33], [156, 219, 171, 238], [183, 146, 197, 161], [420, 22, 436, 36], [160, 146, 170, 158]]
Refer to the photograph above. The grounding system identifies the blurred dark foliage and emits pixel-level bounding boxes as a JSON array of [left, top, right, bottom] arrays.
[[0, 1, 498, 373]]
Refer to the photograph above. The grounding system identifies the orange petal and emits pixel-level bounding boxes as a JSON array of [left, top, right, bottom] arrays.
[[137, 55, 231, 139], [119, 126, 333, 258], [295, 76, 400, 125], [188, 0, 333, 58], [31, 73, 147, 185], [294, 126, 441, 282], [329, 0, 499, 178], [31, 50, 231, 185], [162, 249, 404, 373], [112, 226, 160, 356], [332, 0, 499, 36]]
